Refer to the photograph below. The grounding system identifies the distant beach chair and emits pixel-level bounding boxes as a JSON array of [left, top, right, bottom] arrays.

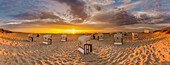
[[122, 32, 126, 36], [132, 32, 138, 40], [28, 34, 33, 42], [78, 35, 92, 54], [110, 32, 113, 37], [144, 29, 150, 33], [91, 33, 96, 39], [61, 34, 67, 42], [124, 32, 127, 36], [43, 34, 52, 45], [37, 33, 40, 37], [84, 33, 88, 35], [114, 33, 123, 45], [98, 33, 104, 40]]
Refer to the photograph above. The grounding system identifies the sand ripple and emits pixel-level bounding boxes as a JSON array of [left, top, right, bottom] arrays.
[[0, 33, 169, 65]]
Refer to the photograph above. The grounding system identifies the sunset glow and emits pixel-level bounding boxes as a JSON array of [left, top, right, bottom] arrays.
[[72, 29, 75, 34], [0, 0, 169, 65], [8, 24, 106, 34]]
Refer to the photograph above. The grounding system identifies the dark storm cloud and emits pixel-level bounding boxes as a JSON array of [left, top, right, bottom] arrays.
[[10, 11, 61, 20], [51, 0, 88, 23], [91, 9, 138, 25]]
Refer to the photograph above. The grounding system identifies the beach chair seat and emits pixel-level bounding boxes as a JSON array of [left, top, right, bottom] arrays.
[[78, 44, 92, 54], [114, 42, 122, 45]]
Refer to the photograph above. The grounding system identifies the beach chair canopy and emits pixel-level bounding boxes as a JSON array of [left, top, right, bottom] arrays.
[[78, 35, 91, 44], [28, 33, 33, 37], [43, 34, 52, 38]]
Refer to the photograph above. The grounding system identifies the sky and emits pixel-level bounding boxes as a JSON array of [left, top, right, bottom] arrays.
[[0, 0, 170, 33]]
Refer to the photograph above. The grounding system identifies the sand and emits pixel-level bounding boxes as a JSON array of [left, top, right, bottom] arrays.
[[0, 32, 169, 65]]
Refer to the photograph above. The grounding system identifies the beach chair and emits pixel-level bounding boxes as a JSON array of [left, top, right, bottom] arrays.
[[43, 34, 52, 45], [37, 33, 40, 37], [61, 34, 67, 42], [132, 32, 138, 40], [124, 32, 127, 36], [110, 32, 113, 37], [122, 32, 126, 36], [114, 33, 123, 45], [84, 33, 88, 35], [144, 29, 150, 33], [28, 34, 33, 42], [91, 33, 96, 39], [98, 33, 104, 40], [78, 35, 92, 54]]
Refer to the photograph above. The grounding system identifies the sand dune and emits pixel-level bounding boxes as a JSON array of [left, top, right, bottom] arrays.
[[0, 31, 169, 65]]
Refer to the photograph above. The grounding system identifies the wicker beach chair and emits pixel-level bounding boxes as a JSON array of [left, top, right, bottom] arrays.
[[43, 34, 52, 45], [61, 34, 67, 42], [114, 33, 123, 45], [78, 35, 92, 54]]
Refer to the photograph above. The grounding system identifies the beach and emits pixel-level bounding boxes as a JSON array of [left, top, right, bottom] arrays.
[[0, 32, 169, 65]]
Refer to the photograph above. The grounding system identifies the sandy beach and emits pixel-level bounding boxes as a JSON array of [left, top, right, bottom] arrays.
[[0, 31, 169, 65]]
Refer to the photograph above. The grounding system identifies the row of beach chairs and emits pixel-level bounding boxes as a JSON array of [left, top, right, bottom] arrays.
[[28, 32, 139, 54]]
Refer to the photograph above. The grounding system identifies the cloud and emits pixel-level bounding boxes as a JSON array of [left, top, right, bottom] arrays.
[[89, 8, 138, 25], [88, 0, 115, 5], [121, 0, 131, 3], [1, 0, 169, 28], [132, 11, 170, 24], [10, 11, 62, 20], [47, 0, 88, 23], [118, 1, 142, 10], [142, 0, 170, 12]]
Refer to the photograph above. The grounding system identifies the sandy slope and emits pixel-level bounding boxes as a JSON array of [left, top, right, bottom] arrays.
[[0, 32, 169, 65]]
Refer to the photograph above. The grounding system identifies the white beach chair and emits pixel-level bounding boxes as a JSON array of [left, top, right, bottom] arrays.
[[43, 34, 52, 45], [114, 33, 123, 45], [110, 32, 113, 37], [98, 33, 104, 40], [28, 33, 33, 42], [61, 34, 67, 42], [78, 35, 92, 54]]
